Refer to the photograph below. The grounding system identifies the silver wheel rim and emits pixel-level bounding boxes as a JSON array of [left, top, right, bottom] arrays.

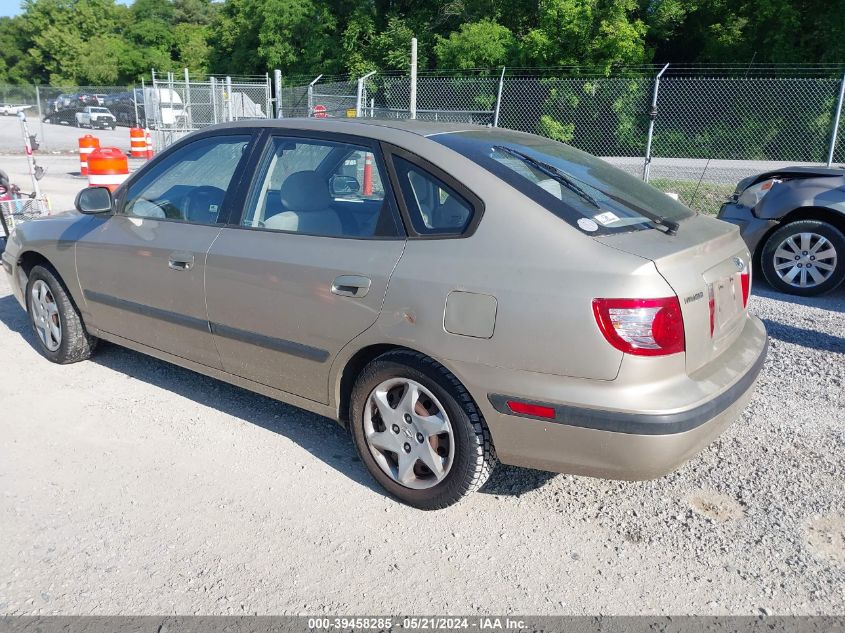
[[773, 232, 838, 289], [30, 279, 62, 352], [363, 378, 455, 490]]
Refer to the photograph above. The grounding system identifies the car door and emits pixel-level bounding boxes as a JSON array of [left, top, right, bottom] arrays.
[[204, 132, 406, 403], [75, 132, 255, 369]]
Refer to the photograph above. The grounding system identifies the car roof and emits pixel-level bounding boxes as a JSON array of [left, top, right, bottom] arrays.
[[199, 118, 549, 151], [203, 117, 495, 139]]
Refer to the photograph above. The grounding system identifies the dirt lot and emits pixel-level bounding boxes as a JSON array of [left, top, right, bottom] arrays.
[[0, 271, 843, 616]]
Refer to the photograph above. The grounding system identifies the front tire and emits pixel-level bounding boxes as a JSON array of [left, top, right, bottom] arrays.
[[350, 350, 497, 509], [25, 265, 97, 363], [760, 219, 845, 296]]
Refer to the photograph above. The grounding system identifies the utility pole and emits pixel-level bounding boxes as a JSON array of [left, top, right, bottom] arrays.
[[409, 38, 418, 119], [643, 63, 670, 182]]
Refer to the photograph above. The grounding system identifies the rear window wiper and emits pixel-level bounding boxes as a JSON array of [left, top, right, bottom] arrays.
[[648, 216, 679, 235], [493, 145, 601, 209], [494, 145, 680, 235]]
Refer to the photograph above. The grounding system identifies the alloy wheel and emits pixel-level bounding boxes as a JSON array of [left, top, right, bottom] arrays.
[[772, 232, 838, 289]]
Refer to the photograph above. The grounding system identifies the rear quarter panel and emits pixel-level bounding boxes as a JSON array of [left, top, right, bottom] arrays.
[[354, 137, 676, 382]]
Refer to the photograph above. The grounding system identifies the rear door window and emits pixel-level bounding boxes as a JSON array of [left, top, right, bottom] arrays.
[[239, 136, 399, 238]]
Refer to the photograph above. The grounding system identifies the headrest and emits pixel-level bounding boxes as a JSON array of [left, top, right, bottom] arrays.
[[280, 170, 331, 212]]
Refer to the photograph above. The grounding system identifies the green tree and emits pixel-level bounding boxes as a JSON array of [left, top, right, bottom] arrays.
[[434, 19, 515, 69], [20, 0, 123, 83], [211, 0, 335, 76], [0, 16, 35, 83], [518, 0, 648, 70], [370, 15, 422, 71]]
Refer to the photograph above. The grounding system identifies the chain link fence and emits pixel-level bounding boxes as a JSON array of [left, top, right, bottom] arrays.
[[147, 72, 271, 151], [3, 66, 845, 216], [376, 72, 498, 125], [276, 67, 845, 214], [0, 74, 273, 154], [645, 74, 845, 211], [0, 84, 144, 154]]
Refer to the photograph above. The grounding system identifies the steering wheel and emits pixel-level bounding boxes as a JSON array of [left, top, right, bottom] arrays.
[[184, 186, 226, 223]]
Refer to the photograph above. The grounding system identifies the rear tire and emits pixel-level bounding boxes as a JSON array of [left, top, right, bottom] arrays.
[[350, 350, 497, 509], [760, 219, 845, 296], [25, 265, 97, 363]]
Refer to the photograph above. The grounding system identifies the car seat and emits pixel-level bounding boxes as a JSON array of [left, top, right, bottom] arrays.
[[264, 170, 343, 235]]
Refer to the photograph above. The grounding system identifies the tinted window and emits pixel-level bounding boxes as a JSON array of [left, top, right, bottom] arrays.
[[392, 156, 473, 234], [435, 131, 694, 234], [123, 135, 250, 224], [241, 136, 395, 238]]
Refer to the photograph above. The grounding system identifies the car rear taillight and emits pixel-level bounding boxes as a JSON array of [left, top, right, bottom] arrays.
[[592, 297, 685, 357], [739, 262, 751, 308], [708, 284, 716, 337]]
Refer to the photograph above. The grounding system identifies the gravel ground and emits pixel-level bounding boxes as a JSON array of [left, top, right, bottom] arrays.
[[0, 272, 843, 616]]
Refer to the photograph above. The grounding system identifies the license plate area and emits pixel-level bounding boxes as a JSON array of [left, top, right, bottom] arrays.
[[712, 274, 742, 338]]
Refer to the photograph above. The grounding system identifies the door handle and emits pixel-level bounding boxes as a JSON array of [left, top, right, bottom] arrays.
[[332, 275, 371, 298], [168, 252, 195, 271]]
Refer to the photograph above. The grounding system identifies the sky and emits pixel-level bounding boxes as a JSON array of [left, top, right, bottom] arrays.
[[0, 0, 22, 16], [0, 0, 132, 17]]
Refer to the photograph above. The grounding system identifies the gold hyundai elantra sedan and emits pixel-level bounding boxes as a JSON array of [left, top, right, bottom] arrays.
[[2, 119, 768, 508]]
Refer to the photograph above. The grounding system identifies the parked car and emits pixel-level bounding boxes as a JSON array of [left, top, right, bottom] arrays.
[[75, 106, 117, 130], [1, 120, 767, 509], [718, 167, 845, 296], [54, 93, 75, 109], [103, 91, 145, 127], [56, 93, 90, 109], [43, 107, 81, 126], [0, 104, 33, 116]]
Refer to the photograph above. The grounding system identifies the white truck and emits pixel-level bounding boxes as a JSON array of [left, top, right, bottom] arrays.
[[1, 104, 33, 116], [75, 106, 117, 129], [143, 87, 187, 127]]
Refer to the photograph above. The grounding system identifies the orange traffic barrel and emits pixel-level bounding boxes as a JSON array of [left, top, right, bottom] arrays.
[[145, 132, 154, 159], [78, 134, 100, 176], [87, 147, 129, 191], [129, 127, 146, 158], [363, 152, 374, 195]]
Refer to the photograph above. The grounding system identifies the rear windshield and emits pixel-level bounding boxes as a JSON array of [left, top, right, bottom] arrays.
[[91, 107, 109, 113], [434, 130, 694, 235]]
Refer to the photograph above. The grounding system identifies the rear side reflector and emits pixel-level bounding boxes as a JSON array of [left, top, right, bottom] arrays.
[[592, 297, 685, 356], [506, 400, 556, 419]]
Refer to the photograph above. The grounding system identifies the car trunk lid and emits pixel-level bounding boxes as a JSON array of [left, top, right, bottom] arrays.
[[595, 214, 751, 374]]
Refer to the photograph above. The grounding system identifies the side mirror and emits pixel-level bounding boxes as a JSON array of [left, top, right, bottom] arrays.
[[329, 174, 360, 196], [75, 186, 113, 214]]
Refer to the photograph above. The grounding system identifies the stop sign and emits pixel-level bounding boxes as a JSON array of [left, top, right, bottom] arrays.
[[313, 104, 328, 118]]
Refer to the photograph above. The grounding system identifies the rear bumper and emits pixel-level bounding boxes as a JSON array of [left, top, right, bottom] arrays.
[[449, 315, 768, 479], [717, 202, 779, 255]]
